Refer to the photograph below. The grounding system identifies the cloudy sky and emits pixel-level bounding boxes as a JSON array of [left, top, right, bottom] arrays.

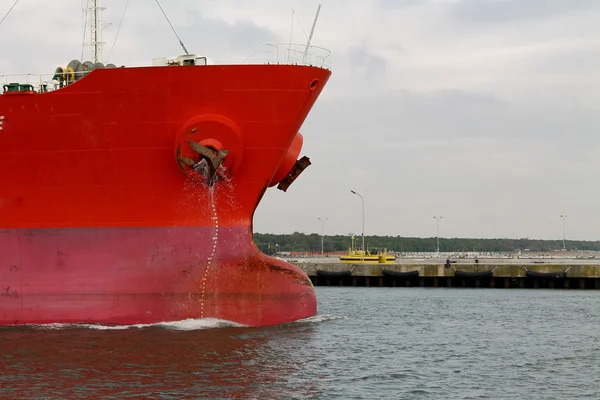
[[1, 0, 599, 240]]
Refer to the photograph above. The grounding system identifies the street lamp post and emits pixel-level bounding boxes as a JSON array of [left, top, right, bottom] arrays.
[[318, 217, 327, 257], [433, 216, 442, 256], [350, 190, 365, 263], [560, 215, 567, 251]]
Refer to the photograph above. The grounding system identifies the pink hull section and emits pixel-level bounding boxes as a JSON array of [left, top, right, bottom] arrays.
[[0, 227, 316, 326]]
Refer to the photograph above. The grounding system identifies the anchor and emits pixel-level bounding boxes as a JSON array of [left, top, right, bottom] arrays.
[[277, 156, 311, 192], [177, 139, 229, 186]]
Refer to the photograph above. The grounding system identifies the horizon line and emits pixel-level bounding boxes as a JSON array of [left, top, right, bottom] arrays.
[[254, 232, 600, 242]]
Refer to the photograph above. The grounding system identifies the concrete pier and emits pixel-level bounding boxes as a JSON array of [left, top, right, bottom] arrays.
[[294, 262, 600, 289]]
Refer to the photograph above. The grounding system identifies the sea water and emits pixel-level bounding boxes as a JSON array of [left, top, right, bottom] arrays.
[[1, 288, 599, 399]]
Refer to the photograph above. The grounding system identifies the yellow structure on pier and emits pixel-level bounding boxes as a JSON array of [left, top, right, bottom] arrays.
[[339, 236, 396, 264]]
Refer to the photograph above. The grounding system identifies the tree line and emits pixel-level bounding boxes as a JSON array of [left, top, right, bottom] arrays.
[[253, 232, 600, 254]]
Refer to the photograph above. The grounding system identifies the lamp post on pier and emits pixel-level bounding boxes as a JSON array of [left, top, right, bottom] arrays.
[[433, 216, 442, 256], [318, 217, 327, 257], [350, 190, 365, 263], [560, 215, 567, 251]]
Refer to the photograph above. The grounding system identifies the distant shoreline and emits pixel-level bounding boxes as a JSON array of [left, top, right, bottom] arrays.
[[254, 233, 600, 253]]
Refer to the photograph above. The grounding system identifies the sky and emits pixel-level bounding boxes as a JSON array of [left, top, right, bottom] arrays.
[[1, 0, 599, 240]]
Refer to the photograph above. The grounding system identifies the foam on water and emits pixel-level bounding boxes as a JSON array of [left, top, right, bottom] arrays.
[[17, 314, 343, 331], [292, 314, 345, 324], [24, 318, 247, 331]]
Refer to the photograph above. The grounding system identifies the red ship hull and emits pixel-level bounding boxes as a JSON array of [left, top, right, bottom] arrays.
[[0, 64, 330, 326]]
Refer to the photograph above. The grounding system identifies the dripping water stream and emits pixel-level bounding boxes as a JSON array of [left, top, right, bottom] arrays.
[[180, 159, 238, 316], [200, 184, 219, 318]]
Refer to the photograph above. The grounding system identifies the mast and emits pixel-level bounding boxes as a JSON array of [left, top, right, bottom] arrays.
[[89, 0, 105, 63], [303, 4, 322, 59]]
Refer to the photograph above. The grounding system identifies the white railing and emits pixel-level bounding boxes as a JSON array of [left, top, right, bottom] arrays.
[[2, 45, 331, 94], [242, 42, 331, 70], [1, 73, 65, 93]]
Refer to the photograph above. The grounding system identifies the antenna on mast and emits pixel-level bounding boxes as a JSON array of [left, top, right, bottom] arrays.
[[303, 4, 322, 59]]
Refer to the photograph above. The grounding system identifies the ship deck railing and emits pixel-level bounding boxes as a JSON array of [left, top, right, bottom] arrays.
[[2, 44, 331, 94], [242, 42, 331, 70], [1, 73, 62, 93]]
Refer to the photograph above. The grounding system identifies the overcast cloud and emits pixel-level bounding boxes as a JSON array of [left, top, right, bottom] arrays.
[[1, 0, 599, 240]]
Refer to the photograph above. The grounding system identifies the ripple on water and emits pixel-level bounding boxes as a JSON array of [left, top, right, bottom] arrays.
[[1, 288, 599, 399]]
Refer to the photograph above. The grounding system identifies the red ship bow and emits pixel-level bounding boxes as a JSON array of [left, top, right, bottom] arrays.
[[0, 44, 331, 327]]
